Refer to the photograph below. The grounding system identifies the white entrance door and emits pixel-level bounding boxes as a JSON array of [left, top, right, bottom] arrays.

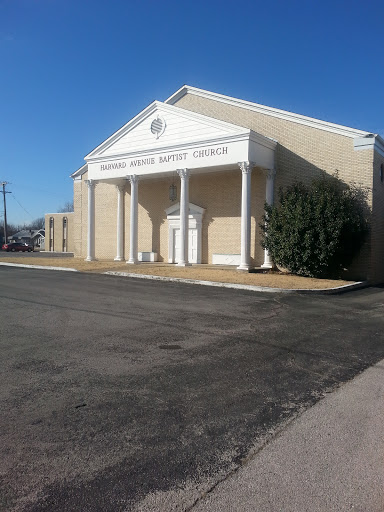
[[174, 228, 198, 264]]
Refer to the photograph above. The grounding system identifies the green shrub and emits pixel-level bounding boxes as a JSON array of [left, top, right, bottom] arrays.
[[261, 174, 369, 278]]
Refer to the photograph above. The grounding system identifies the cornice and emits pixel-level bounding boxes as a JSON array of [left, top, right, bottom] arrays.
[[84, 101, 265, 160], [354, 135, 384, 158], [165, 202, 205, 216], [249, 130, 277, 150], [85, 101, 160, 159], [45, 212, 74, 215], [165, 85, 371, 139], [70, 163, 88, 180], [85, 132, 271, 164]]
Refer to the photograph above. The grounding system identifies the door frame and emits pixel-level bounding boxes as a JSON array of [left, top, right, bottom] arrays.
[[165, 203, 205, 264]]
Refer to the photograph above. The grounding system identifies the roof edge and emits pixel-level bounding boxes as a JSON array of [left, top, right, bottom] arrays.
[[70, 163, 88, 179], [165, 85, 371, 139], [354, 134, 384, 157], [84, 101, 161, 159], [45, 211, 74, 215], [84, 101, 273, 162]]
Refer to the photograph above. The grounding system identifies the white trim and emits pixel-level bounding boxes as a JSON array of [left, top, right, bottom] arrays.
[[165, 203, 205, 264], [86, 132, 276, 168], [45, 212, 74, 215], [165, 85, 371, 139], [70, 163, 88, 180], [165, 202, 205, 216], [87, 133, 249, 163], [84, 101, 275, 161], [354, 135, 384, 157]]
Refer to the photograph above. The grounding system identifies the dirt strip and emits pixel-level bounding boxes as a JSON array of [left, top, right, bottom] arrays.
[[0, 257, 355, 290]]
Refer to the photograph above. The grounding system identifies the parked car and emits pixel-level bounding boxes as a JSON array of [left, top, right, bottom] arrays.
[[2, 242, 33, 252]]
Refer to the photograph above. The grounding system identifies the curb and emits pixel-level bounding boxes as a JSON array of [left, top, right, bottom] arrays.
[[0, 262, 78, 272], [0, 262, 368, 294], [103, 271, 368, 295]]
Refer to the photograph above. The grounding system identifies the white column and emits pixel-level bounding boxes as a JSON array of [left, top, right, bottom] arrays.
[[177, 168, 191, 266], [261, 169, 276, 269], [237, 161, 254, 271], [127, 175, 139, 264], [114, 183, 125, 261], [85, 179, 97, 261]]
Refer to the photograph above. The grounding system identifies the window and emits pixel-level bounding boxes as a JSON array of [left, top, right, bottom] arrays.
[[63, 217, 67, 252], [49, 217, 54, 251]]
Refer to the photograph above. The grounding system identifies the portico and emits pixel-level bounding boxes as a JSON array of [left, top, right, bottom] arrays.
[[78, 101, 277, 270]]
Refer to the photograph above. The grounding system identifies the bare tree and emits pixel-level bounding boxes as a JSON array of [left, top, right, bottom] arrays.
[[58, 201, 74, 213], [0, 222, 20, 240], [30, 217, 45, 229]]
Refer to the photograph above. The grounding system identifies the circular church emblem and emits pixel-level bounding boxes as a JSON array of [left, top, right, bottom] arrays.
[[150, 115, 166, 139]]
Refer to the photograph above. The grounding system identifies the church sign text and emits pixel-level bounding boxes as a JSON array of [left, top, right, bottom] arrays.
[[99, 146, 229, 172]]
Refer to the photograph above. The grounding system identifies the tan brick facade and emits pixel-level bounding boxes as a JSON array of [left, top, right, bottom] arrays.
[[55, 88, 384, 283], [44, 212, 74, 253], [73, 170, 265, 265], [172, 93, 377, 281]]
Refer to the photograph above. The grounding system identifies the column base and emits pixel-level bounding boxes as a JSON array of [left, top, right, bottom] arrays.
[[261, 262, 273, 269], [177, 262, 192, 267], [237, 264, 252, 272], [114, 256, 124, 262], [85, 256, 96, 262], [126, 259, 138, 265]]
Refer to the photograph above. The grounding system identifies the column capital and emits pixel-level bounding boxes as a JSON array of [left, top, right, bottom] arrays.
[[177, 168, 190, 180], [116, 183, 126, 192], [263, 168, 276, 180], [85, 179, 97, 189], [238, 161, 255, 174], [127, 174, 139, 185]]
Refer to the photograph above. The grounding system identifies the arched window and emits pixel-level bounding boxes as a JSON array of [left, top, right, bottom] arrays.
[[49, 217, 54, 251], [63, 217, 67, 252]]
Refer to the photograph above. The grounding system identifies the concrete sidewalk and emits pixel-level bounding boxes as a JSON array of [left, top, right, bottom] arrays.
[[190, 360, 384, 512]]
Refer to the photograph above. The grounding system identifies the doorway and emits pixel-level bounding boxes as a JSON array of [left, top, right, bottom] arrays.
[[165, 203, 205, 264]]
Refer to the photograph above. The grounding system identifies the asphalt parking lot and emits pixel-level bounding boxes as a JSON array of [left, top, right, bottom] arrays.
[[1, 267, 384, 511]]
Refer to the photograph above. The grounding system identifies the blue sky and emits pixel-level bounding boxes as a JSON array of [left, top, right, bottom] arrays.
[[1, 0, 383, 225]]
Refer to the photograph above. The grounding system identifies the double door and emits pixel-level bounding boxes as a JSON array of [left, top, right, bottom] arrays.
[[174, 228, 198, 263]]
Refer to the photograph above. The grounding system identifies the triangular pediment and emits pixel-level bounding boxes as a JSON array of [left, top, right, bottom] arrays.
[[85, 102, 249, 160], [165, 202, 205, 218]]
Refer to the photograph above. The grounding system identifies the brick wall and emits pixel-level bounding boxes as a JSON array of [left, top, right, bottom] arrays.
[[71, 93, 379, 281], [172, 93, 375, 280], [44, 212, 74, 253], [75, 171, 265, 265]]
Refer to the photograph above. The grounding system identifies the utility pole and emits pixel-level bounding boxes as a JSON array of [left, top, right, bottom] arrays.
[[1, 182, 11, 244]]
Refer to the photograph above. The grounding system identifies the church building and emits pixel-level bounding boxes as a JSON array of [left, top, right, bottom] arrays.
[[50, 86, 384, 282]]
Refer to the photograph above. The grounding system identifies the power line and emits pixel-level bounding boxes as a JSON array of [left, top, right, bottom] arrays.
[[10, 192, 33, 218]]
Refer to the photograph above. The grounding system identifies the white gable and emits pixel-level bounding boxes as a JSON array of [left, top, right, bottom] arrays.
[[165, 202, 205, 217], [87, 102, 249, 159], [85, 101, 276, 180]]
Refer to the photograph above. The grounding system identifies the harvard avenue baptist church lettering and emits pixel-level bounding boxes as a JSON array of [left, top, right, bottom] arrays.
[[100, 146, 228, 171]]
